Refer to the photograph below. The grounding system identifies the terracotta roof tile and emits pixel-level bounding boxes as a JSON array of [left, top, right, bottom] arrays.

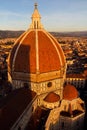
[[48, 33, 65, 65], [8, 32, 26, 73], [0, 88, 36, 130], [38, 31, 63, 72], [44, 92, 60, 103], [8, 29, 66, 74], [63, 84, 78, 101], [66, 74, 84, 78]]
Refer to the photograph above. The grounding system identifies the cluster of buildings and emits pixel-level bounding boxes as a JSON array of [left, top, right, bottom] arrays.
[[0, 38, 15, 74], [0, 39, 15, 97], [0, 3, 86, 130], [58, 38, 87, 91], [60, 39, 87, 74]]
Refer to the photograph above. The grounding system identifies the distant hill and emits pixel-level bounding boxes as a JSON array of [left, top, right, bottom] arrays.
[[0, 30, 87, 39], [0, 30, 24, 39], [51, 31, 87, 38]]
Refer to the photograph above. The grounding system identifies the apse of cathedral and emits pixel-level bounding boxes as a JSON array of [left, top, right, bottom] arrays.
[[0, 3, 85, 130]]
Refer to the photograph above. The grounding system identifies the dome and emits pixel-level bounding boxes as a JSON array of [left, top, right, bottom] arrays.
[[9, 30, 65, 74], [8, 4, 65, 75], [63, 84, 78, 101], [44, 92, 60, 103]]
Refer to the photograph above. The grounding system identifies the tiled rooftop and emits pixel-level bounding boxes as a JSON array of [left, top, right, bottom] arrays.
[[44, 92, 60, 103], [9, 30, 65, 74], [0, 87, 36, 130], [66, 74, 85, 78], [63, 84, 78, 101]]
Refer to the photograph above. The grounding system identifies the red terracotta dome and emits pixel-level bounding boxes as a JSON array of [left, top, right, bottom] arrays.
[[63, 84, 78, 101], [8, 4, 65, 75], [44, 92, 60, 103]]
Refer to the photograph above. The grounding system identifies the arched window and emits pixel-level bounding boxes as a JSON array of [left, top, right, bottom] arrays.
[[37, 21, 38, 29], [34, 21, 36, 29]]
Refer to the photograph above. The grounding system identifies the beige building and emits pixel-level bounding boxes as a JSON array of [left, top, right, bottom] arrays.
[[66, 74, 86, 89], [0, 3, 85, 130]]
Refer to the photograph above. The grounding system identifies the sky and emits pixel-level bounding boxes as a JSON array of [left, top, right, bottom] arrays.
[[0, 0, 87, 32]]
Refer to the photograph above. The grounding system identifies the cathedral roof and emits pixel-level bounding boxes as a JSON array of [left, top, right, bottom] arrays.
[[63, 84, 78, 101], [0, 88, 36, 129], [44, 92, 60, 103], [8, 4, 65, 75]]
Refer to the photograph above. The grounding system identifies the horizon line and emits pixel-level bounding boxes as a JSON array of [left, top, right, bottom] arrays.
[[0, 29, 87, 33]]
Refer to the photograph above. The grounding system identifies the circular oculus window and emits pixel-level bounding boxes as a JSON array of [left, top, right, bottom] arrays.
[[47, 82, 52, 87]]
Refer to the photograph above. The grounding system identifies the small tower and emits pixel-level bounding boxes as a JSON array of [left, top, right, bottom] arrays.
[[30, 3, 43, 29]]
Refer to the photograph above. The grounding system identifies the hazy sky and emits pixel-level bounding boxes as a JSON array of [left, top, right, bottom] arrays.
[[0, 0, 87, 32]]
